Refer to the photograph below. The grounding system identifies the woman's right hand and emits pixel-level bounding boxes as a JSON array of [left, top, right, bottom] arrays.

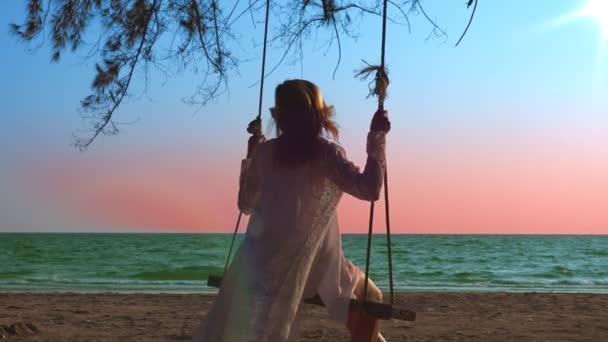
[[247, 117, 262, 135], [247, 134, 265, 159], [246, 117, 265, 158], [370, 110, 391, 133]]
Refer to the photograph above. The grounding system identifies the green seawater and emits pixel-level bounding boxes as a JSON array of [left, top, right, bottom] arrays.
[[1, 233, 607, 292]]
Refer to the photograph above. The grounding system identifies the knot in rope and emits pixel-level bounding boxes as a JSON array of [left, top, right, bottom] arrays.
[[374, 66, 389, 107], [356, 64, 390, 108]]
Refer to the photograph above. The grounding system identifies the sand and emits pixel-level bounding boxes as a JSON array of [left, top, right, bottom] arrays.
[[1, 292, 607, 341]]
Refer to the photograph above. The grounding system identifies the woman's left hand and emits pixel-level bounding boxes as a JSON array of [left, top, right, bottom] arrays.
[[370, 110, 391, 133]]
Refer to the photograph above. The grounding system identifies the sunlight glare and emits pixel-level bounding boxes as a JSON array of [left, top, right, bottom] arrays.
[[579, 0, 608, 40], [543, 1, 608, 93]]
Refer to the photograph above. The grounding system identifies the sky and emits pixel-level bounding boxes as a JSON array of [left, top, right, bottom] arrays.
[[0, 0, 607, 234]]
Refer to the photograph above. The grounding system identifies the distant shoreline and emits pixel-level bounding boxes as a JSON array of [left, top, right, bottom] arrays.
[[3, 288, 608, 294], [2, 232, 608, 236]]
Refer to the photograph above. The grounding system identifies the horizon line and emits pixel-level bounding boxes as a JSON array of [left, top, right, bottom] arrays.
[[1, 231, 607, 236]]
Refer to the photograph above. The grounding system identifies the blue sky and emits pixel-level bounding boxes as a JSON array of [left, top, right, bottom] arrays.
[[1, 0, 607, 233]]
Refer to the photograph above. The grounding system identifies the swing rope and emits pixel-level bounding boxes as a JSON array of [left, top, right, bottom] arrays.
[[223, 0, 397, 313], [362, 0, 395, 307], [222, 0, 271, 275], [257, 0, 271, 120], [223, 212, 242, 273]]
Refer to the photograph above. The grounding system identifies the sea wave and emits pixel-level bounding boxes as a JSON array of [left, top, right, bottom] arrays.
[[128, 266, 223, 281], [587, 249, 608, 256], [2, 233, 608, 293]]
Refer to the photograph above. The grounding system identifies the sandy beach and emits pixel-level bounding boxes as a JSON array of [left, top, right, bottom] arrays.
[[1, 292, 607, 341]]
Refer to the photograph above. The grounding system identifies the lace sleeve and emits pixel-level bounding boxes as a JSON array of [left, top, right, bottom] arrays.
[[237, 152, 261, 215], [325, 131, 386, 201]]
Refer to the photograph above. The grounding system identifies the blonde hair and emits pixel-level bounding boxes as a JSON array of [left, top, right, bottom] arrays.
[[273, 79, 339, 165]]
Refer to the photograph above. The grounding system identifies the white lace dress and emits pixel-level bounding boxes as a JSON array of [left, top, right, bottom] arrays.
[[192, 131, 386, 342]]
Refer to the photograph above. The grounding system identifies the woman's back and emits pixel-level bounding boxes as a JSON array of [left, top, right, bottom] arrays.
[[237, 131, 385, 295], [244, 137, 342, 241], [192, 79, 390, 342]]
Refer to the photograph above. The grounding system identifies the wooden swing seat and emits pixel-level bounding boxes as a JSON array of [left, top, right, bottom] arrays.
[[207, 275, 416, 321]]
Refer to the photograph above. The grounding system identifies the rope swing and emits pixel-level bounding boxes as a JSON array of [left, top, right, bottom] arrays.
[[210, 0, 271, 285], [358, 0, 395, 308], [208, 0, 415, 322]]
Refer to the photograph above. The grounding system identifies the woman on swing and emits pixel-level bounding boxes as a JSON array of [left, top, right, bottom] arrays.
[[193, 79, 390, 342]]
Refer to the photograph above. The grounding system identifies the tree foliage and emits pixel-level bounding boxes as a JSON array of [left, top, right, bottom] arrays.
[[11, 0, 477, 150]]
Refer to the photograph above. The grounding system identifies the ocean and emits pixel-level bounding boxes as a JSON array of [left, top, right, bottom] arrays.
[[1, 233, 607, 293]]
